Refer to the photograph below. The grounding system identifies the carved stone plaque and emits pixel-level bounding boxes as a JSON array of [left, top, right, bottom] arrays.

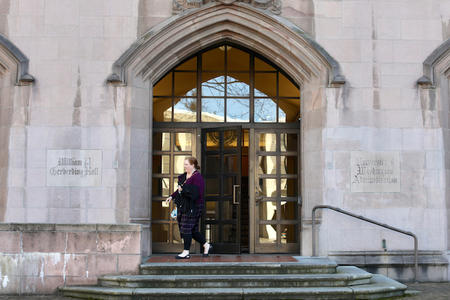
[[47, 150, 102, 187], [351, 152, 400, 193], [173, 0, 281, 14]]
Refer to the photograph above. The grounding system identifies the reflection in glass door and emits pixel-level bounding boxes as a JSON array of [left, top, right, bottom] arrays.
[[255, 130, 300, 253], [202, 127, 242, 253], [151, 130, 195, 253]]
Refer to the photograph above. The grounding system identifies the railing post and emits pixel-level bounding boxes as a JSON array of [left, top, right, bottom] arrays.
[[312, 207, 316, 256], [414, 235, 418, 282]]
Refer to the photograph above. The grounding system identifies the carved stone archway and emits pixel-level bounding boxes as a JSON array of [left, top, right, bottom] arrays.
[[107, 1, 346, 255]]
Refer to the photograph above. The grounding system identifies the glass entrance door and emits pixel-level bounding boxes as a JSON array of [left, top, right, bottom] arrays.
[[254, 129, 301, 253], [201, 126, 242, 253]]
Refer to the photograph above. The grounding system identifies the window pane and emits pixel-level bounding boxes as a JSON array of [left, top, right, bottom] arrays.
[[255, 73, 276, 98], [202, 98, 225, 122], [280, 133, 298, 152], [227, 46, 249, 71], [205, 177, 220, 197], [222, 201, 235, 221], [255, 57, 275, 71], [153, 72, 172, 96], [281, 156, 297, 175], [281, 224, 297, 243], [152, 178, 171, 197], [152, 224, 169, 243], [204, 155, 220, 174], [174, 72, 197, 97], [259, 224, 276, 243], [153, 98, 172, 122], [223, 130, 238, 149], [205, 201, 218, 220], [205, 223, 218, 244], [153, 155, 170, 174], [281, 178, 297, 198], [202, 73, 225, 97], [174, 132, 192, 152], [259, 201, 277, 221], [173, 225, 182, 244], [176, 56, 197, 71], [224, 154, 239, 173], [206, 132, 220, 151], [152, 201, 170, 220], [223, 176, 233, 196], [174, 155, 190, 174], [258, 133, 276, 152], [279, 73, 299, 97], [280, 201, 297, 220], [258, 156, 277, 175], [255, 98, 276, 123], [227, 74, 250, 97], [153, 132, 170, 151], [279, 99, 300, 123], [227, 98, 249, 122], [173, 98, 196, 122], [202, 47, 225, 71], [259, 178, 277, 198], [222, 224, 237, 243]]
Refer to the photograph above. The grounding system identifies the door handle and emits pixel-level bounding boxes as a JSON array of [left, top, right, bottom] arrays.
[[233, 185, 240, 205]]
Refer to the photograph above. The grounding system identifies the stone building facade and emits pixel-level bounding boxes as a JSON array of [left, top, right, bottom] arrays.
[[0, 0, 449, 294]]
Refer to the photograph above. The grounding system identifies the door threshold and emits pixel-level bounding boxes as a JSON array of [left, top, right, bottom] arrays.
[[146, 254, 298, 263]]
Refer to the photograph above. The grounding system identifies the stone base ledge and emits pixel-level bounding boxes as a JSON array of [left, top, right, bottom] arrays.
[[0, 223, 142, 232], [0, 223, 143, 295], [329, 251, 448, 282]]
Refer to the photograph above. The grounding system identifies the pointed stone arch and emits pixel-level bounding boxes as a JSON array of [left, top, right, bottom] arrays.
[[108, 2, 346, 256], [107, 2, 344, 87]]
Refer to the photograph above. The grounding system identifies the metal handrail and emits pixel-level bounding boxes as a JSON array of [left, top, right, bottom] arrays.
[[312, 205, 418, 282]]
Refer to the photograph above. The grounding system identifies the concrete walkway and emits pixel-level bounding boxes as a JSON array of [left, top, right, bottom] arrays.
[[404, 282, 450, 299]]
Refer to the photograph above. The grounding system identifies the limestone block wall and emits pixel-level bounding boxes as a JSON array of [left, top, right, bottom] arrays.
[[0, 0, 447, 260], [0, 223, 141, 294], [0, 0, 144, 225], [312, 0, 448, 256]]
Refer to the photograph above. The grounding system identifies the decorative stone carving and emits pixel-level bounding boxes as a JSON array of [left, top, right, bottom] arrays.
[[173, 0, 281, 15]]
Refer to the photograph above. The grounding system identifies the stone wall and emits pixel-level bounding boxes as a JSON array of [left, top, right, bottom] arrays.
[[0, 0, 447, 268], [0, 223, 141, 294]]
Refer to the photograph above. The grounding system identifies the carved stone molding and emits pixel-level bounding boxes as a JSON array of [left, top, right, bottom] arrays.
[[173, 0, 281, 15]]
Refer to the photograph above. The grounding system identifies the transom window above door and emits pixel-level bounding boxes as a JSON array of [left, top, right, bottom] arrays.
[[153, 44, 300, 123]]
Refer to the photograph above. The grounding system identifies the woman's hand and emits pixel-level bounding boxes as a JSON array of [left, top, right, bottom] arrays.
[[177, 185, 183, 193], [165, 196, 172, 205]]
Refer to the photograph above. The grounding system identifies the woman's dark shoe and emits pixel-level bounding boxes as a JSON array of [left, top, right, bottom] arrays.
[[202, 243, 213, 257], [175, 254, 191, 259]]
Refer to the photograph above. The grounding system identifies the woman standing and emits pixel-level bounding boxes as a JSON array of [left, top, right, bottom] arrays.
[[165, 157, 212, 259]]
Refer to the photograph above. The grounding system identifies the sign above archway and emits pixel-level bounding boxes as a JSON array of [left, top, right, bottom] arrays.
[[173, 0, 281, 15]]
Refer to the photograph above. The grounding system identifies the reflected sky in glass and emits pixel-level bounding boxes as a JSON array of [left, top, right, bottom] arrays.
[[202, 76, 225, 97], [255, 98, 276, 122], [227, 98, 249, 122]]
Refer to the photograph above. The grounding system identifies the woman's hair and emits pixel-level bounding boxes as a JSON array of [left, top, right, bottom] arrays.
[[185, 156, 200, 170]]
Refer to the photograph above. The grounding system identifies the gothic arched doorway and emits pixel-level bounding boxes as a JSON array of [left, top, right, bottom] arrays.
[[151, 43, 301, 253]]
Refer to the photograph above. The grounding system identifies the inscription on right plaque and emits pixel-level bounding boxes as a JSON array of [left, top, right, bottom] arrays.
[[351, 152, 400, 193]]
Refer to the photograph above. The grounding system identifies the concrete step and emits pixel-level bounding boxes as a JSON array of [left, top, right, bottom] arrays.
[[98, 266, 371, 288], [140, 257, 337, 275], [60, 274, 407, 300]]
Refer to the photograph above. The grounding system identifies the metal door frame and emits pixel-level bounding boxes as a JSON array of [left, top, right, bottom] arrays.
[[201, 125, 242, 253]]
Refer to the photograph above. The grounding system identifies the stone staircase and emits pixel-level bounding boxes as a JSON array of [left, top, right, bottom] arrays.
[[59, 257, 411, 299]]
